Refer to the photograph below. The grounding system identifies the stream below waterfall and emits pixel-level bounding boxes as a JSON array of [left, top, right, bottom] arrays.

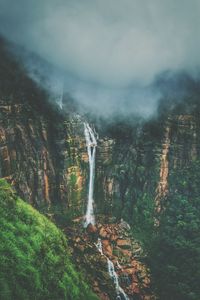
[[96, 239, 130, 300]]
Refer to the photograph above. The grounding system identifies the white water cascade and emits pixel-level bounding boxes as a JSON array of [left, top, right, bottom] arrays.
[[95, 238, 129, 300], [84, 122, 97, 227], [84, 123, 129, 299]]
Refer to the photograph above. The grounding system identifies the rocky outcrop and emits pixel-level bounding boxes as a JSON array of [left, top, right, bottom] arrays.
[[65, 219, 155, 300], [1, 86, 199, 223], [168, 114, 199, 167]]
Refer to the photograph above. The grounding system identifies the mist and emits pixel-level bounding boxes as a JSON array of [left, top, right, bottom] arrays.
[[0, 0, 200, 116]]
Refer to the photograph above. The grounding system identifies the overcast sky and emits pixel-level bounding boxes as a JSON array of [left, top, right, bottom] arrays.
[[0, 0, 199, 116]]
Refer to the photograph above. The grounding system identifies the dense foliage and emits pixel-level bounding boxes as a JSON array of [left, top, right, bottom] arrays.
[[150, 161, 200, 300], [0, 179, 98, 300], [131, 191, 155, 247]]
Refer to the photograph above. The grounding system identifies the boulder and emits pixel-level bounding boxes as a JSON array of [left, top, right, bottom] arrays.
[[131, 282, 140, 294], [110, 234, 118, 241], [119, 248, 132, 258], [87, 223, 97, 234], [104, 246, 113, 257], [102, 240, 113, 256], [116, 239, 132, 250], [99, 227, 108, 238], [102, 239, 109, 246], [122, 268, 135, 275]]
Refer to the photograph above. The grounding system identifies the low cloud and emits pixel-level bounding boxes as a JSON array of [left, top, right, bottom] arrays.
[[0, 0, 200, 116]]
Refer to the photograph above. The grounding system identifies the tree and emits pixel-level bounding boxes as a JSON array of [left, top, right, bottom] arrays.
[[150, 161, 200, 300]]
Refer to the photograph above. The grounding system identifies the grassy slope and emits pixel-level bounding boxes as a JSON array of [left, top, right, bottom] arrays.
[[0, 179, 98, 300]]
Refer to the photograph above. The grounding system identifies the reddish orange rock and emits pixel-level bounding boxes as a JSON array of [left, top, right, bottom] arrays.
[[120, 248, 132, 258], [99, 227, 108, 238], [87, 223, 97, 234], [131, 282, 140, 294], [116, 239, 132, 249], [102, 239, 109, 246], [122, 268, 134, 275], [110, 234, 118, 241], [102, 240, 113, 256]]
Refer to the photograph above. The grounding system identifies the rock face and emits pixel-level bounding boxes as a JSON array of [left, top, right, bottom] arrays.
[[65, 219, 155, 300], [1, 38, 200, 300], [0, 39, 200, 222], [0, 40, 88, 215], [155, 114, 200, 213], [0, 97, 56, 206]]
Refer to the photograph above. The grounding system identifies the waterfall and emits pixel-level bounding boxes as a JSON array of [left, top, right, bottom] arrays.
[[84, 123, 129, 299], [95, 239, 129, 300], [84, 122, 97, 227], [95, 238, 104, 255], [107, 259, 129, 300]]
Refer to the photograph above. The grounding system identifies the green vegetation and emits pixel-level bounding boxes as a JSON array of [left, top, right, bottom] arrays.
[[124, 157, 200, 300], [132, 192, 155, 247], [0, 179, 98, 300], [149, 161, 200, 300]]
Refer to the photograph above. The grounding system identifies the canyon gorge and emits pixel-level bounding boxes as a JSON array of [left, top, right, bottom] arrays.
[[1, 37, 200, 300]]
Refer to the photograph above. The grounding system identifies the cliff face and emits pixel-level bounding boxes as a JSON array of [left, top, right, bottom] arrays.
[[1, 99, 198, 224], [2, 39, 200, 300], [0, 94, 89, 217], [0, 40, 85, 214], [155, 114, 200, 213], [0, 39, 200, 222], [0, 99, 55, 205]]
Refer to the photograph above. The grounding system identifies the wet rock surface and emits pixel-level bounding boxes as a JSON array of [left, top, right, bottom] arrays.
[[65, 219, 156, 300]]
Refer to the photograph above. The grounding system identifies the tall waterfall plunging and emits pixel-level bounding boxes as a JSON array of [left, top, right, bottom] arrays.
[[84, 123, 129, 299], [84, 122, 97, 227]]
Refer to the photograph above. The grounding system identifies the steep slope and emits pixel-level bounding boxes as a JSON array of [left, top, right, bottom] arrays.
[[0, 38, 67, 208], [0, 179, 98, 300], [0, 39, 90, 219], [1, 38, 200, 226]]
